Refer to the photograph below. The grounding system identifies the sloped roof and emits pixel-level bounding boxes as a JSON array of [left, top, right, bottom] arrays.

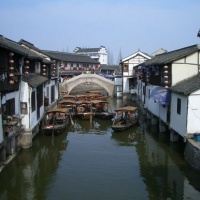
[[42, 50, 99, 63], [19, 39, 52, 64], [150, 48, 168, 57], [22, 73, 48, 87], [100, 64, 119, 70], [0, 35, 42, 60], [170, 73, 200, 95], [143, 44, 200, 67], [0, 35, 52, 64], [74, 47, 101, 53], [122, 51, 151, 62]]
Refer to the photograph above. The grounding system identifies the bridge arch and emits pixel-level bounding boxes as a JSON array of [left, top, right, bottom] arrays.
[[60, 74, 114, 96]]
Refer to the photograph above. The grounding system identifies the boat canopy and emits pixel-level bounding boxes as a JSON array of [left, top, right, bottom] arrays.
[[46, 108, 70, 114], [115, 106, 137, 112]]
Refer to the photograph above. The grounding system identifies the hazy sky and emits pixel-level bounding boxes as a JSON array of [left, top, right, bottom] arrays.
[[1, 0, 200, 64]]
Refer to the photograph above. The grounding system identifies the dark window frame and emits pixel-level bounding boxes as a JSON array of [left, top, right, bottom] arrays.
[[31, 91, 36, 112], [177, 98, 181, 115]]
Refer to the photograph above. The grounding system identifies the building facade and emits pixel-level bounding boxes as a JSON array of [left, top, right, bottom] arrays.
[[74, 46, 108, 65]]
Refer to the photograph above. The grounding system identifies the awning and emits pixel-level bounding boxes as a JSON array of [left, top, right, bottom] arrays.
[[22, 74, 48, 87], [150, 86, 170, 106]]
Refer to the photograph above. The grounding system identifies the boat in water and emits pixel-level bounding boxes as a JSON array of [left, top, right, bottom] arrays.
[[86, 90, 109, 101], [42, 108, 71, 135], [90, 99, 115, 120], [58, 99, 76, 116], [75, 100, 95, 120], [111, 106, 138, 132]]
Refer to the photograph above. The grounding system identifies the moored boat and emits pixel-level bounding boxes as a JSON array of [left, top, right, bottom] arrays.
[[58, 99, 76, 116], [86, 90, 109, 101], [42, 108, 71, 135], [63, 94, 77, 101], [111, 106, 138, 132], [90, 99, 115, 120], [75, 100, 95, 120], [76, 94, 88, 101]]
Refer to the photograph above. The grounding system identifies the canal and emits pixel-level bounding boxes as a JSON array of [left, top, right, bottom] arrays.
[[0, 98, 200, 200]]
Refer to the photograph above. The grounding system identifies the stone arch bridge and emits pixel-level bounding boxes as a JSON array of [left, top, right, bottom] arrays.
[[60, 74, 114, 96]]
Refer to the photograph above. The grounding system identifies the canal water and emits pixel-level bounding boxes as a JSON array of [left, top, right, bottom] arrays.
[[0, 98, 200, 200]]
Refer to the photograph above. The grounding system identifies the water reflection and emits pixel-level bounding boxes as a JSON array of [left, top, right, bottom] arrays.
[[71, 117, 112, 135], [0, 132, 69, 200], [111, 126, 140, 147], [0, 98, 200, 200]]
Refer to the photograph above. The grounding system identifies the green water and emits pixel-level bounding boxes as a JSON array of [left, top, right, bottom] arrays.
[[0, 98, 200, 200]]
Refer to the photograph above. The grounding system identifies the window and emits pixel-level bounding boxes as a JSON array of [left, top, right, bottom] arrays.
[[123, 64, 128, 72], [6, 98, 15, 116], [31, 91, 36, 112], [37, 85, 43, 107], [21, 102, 28, 114], [177, 98, 181, 115], [51, 85, 55, 103]]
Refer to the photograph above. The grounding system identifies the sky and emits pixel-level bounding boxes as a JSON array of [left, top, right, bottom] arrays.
[[1, 0, 200, 64]]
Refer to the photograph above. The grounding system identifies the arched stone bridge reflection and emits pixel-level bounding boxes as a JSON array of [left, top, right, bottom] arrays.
[[60, 74, 114, 96]]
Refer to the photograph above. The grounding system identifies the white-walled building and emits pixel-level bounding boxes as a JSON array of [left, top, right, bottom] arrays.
[[170, 73, 200, 138], [120, 51, 151, 96], [74, 46, 108, 65], [136, 44, 200, 136], [0, 35, 60, 165]]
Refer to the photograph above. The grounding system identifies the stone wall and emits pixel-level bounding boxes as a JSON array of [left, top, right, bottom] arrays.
[[184, 139, 200, 171]]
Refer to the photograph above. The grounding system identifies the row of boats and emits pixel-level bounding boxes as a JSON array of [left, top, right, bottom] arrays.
[[42, 90, 139, 135]]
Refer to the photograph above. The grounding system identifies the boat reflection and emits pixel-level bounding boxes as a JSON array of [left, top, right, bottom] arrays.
[[111, 126, 140, 146], [72, 118, 112, 134]]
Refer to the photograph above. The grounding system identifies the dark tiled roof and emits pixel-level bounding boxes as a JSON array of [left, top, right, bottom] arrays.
[[42, 50, 99, 63], [100, 64, 119, 70], [143, 44, 200, 67], [74, 48, 101, 53], [19, 39, 53, 64], [170, 73, 200, 95], [22, 73, 48, 87], [0, 35, 42, 60]]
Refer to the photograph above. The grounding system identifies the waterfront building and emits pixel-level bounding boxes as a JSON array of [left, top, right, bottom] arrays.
[[136, 44, 200, 139], [120, 50, 151, 99], [0, 35, 60, 166], [43, 50, 100, 79], [170, 73, 200, 139], [73, 46, 108, 65], [99, 64, 119, 79]]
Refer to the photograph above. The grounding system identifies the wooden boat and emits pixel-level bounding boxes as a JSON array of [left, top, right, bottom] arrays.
[[90, 100, 115, 120], [42, 108, 71, 135], [86, 90, 109, 101], [75, 100, 95, 120], [58, 99, 76, 116], [76, 94, 88, 101], [62, 94, 77, 101], [111, 106, 138, 132]]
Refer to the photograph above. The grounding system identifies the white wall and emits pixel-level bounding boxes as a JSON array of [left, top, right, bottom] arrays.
[[172, 53, 199, 86], [98, 47, 108, 64], [123, 77, 130, 93], [187, 91, 200, 134], [20, 81, 30, 130], [170, 93, 187, 137]]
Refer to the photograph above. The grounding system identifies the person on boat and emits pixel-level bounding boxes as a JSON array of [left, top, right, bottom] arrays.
[[95, 104, 103, 112], [121, 111, 130, 124]]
